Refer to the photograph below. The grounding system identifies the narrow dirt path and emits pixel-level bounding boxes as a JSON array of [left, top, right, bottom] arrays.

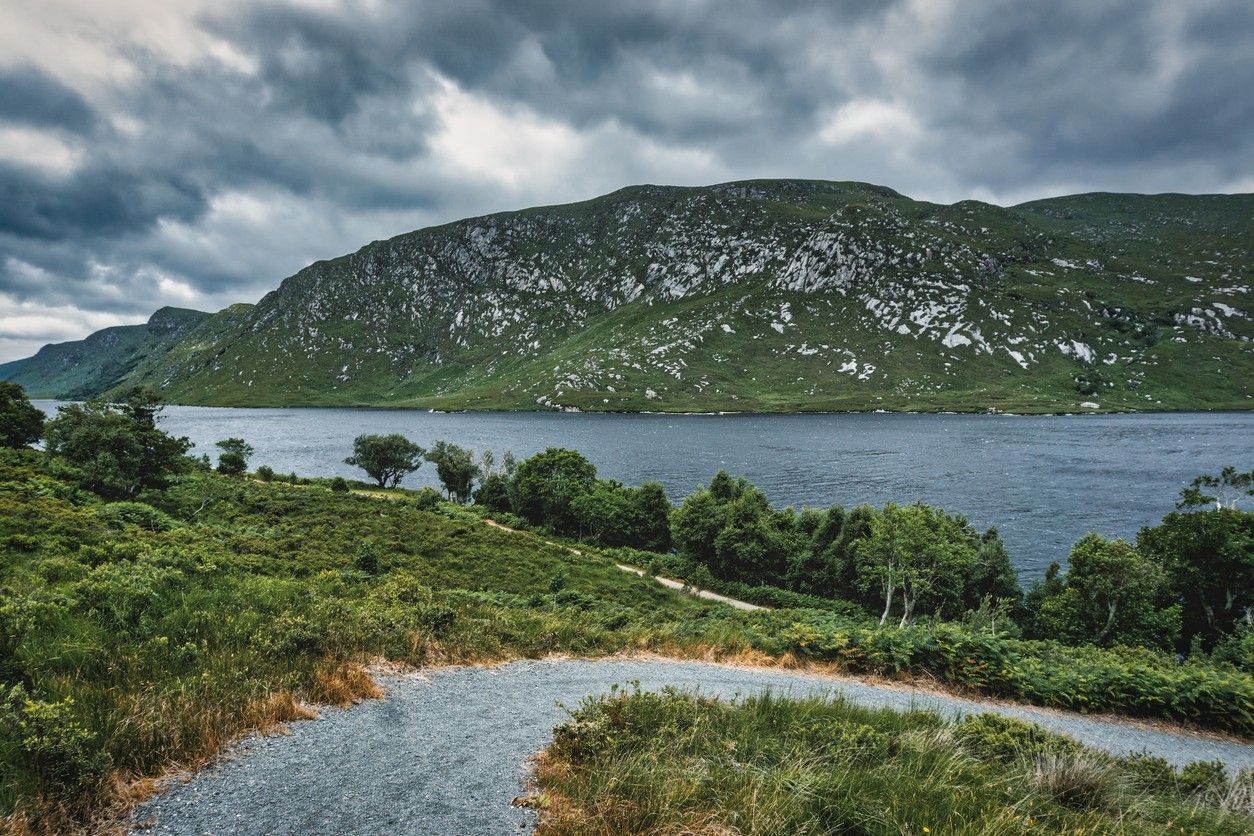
[[480, 517, 767, 611], [131, 657, 1254, 836]]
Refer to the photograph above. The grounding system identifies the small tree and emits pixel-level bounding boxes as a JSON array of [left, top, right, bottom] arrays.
[[0, 382, 44, 448], [1178, 467, 1254, 511], [426, 440, 481, 503], [344, 433, 424, 488], [215, 438, 254, 476], [44, 388, 191, 498], [513, 448, 597, 532], [1028, 534, 1181, 650]]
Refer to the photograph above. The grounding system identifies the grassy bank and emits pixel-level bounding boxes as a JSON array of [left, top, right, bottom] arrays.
[[535, 688, 1254, 834], [2, 450, 1251, 832]]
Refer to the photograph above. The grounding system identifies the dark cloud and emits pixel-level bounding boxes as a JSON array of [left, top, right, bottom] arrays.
[[0, 0, 1250, 360], [0, 66, 96, 132]]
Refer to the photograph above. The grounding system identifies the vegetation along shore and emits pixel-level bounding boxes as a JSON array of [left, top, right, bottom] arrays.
[[0, 382, 1250, 833]]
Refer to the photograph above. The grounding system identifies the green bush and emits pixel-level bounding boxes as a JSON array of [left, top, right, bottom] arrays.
[[954, 713, 1080, 763], [256, 465, 274, 482], [329, 476, 349, 493], [771, 616, 1254, 734], [99, 501, 179, 532], [0, 685, 107, 794]]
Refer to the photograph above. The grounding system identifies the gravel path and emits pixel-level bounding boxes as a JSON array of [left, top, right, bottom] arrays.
[[131, 657, 1254, 836]]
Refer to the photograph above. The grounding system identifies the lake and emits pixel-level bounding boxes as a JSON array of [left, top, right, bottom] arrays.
[[34, 402, 1252, 580]]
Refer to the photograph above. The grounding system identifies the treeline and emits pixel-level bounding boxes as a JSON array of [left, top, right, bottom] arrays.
[[4, 384, 1250, 664], [332, 421, 1252, 664]]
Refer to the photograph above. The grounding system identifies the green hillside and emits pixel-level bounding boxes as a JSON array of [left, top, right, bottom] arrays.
[[6, 181, 1251, 412], [0, 307, 208, 399]]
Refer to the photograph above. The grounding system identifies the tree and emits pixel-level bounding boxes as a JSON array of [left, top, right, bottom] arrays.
[[474, 473, 514, 512], [670, 472, 795, 585], [513, 448, 597, 533], [1138, 507, 1253, 647], [344, 433, 424, 488], [426, 440, 481, 503], [0, 382, 43, 448], [1178, 467, 1254, 511], [852, 503, 975, 627], [44, 388, 191, 498], [1028, 534, 1181, 650], [215, 438, 254, 476], [631, 481, 672, 552]]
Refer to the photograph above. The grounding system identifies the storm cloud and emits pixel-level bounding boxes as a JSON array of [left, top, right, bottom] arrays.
[[1, 0, 1250, 361]]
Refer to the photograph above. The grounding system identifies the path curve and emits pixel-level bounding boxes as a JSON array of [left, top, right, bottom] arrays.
[[131, 658, 1254, 836]]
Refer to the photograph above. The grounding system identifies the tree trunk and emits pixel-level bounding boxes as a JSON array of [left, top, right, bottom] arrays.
[[1095, 600, 1118, 642], [880, 583, 895, 626]]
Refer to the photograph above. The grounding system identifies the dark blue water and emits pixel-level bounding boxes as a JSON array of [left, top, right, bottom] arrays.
[[34, 402, 1252, 579]]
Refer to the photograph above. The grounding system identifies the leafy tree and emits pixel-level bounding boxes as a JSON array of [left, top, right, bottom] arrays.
[[426, 441, 481, 503], [852, 503, 976, 626], [474, 473, 514, 512], [1138, 507, 1253, 647], [670, 472, 795, 585], [1177, 467, 1253, 511], [632, 481, 672, 552], [0, 382, 43, 448], [1027, 534, 1181, 650], [256, 465, 274, 482], [569, 479, 671, 550], [344, 433, 424, 488], [44, 388, 191, 498], [966, 528, 1023, 609], [215, 438, 254, 476], [513, 448, 597, 533]]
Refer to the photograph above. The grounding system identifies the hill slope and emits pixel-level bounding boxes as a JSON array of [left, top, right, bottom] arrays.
[[0, 307, 208, 399], [7, 181, 1252, 411]]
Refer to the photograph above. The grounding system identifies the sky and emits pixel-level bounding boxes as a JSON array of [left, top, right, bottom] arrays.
[[1, 0, 1251, 363]]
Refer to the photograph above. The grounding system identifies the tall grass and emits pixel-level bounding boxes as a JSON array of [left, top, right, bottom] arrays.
[[536, 688, 1254, 835]]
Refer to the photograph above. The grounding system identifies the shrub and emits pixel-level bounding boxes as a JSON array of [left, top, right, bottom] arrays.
[[99, 501, 179, 532], [256, 465, 274, 482], [329, 476, 349, 493], [954, 712, 1080, 763], [0, 685, 107, 794], [411, 487, 442, 511]]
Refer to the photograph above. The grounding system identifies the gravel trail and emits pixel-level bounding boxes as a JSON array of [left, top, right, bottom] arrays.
[[131, 657, 1254, 836]]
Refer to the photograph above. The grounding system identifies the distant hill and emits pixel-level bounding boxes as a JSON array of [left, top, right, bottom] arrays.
[[4, 180, 1250, 412], [0, 307, 208, 399]]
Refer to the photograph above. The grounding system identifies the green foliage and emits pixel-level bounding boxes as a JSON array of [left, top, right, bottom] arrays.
[[954, 713, 1080, 763], [513, 447, 597, 533], [0, 685, 108, 795], [0, 382, 44, 448], [671, 473, 1018, 624], [99, 501, 179, 532], [1138, 507, 1253, 648], [772, 613, 1251, 734], [474, 472, 513, 512], [1178, 467, 1254, 511], [43, 388, 191, 498], [344, 433, 425, 488], [215, 437, 254, 475], [1027, 534, 1181, 650], [425, 440, 481, 503], [256, 465, 275, 482], [541, 689, 1252, 835], [853, 502, 979, 626], [329, 475, 349, 492]]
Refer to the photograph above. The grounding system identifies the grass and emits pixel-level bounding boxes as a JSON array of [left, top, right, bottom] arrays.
[[2, 449, 1251, 832], [534, 688, 1254, 835]]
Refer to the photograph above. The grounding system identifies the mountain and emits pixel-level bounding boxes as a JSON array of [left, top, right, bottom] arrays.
[[0, 307, 208, 399], [5, 180, 1251, 412]]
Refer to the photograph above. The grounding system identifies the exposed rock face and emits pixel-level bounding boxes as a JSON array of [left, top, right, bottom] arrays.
[[6, 181, 1251, 411]]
